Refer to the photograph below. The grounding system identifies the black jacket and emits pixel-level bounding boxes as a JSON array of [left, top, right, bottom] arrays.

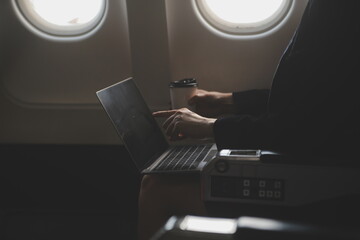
[[214, 0, 360, 162]]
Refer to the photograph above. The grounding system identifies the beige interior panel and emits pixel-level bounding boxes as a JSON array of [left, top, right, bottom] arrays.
[[165, 0, 308, 93], [0, 0, 308, 144]]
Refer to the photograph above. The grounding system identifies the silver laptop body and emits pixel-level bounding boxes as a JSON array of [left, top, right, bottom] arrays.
[[96, 77, 217, 174]]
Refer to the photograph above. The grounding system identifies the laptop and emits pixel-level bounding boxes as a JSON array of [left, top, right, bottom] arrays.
[[96, 77, 218, 174]]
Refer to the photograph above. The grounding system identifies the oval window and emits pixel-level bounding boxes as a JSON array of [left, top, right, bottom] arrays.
[[195, 0, 292, 35], [15, 0, 106, 36]]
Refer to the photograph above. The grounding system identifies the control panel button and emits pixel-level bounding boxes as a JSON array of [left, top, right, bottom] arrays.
[[259, 180, 266, 187], [274, 181, 282, 189], [210, 176, 284, 201], [274, 191, 281, 199], [259, 190, 265, 198], [266, 191, 273, 198], [243, 179, 250, 187], [243, 189, 250, 197]]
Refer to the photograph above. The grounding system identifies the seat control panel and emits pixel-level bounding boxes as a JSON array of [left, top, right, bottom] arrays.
[[202, 149, 360, 206]]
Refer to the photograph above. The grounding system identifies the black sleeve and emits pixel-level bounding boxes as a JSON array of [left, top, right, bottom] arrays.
[[213, 106, 329, 155], [232, 90, 270, 115], [214, 0, 360, 160], [215, 80, 360, 159], [213, 112, 289, 152]]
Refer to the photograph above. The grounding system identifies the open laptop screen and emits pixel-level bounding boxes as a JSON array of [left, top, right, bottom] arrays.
[[96, 78, 169, 171]]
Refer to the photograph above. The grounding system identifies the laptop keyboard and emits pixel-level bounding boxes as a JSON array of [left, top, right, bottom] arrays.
[[154, 145, 212, 171]]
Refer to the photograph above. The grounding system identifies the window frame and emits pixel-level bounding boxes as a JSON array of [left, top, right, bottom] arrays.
[[194, 0, 293, 35]]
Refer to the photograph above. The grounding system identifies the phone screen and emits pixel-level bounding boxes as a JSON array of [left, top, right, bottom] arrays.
[[230, 150, 258, 156]]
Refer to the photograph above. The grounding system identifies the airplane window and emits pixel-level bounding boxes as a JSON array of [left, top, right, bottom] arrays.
[[195, 0, 292, 35], [14, 0, 107, 37]]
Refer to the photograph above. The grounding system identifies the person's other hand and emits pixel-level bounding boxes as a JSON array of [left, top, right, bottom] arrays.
[[188, 89, 234, 117], [153, 108, 216, 141]]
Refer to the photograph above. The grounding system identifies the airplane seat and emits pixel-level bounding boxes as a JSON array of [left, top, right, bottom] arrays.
[[203, 193, 360, 228], [199, 150, 360, 230], [151, 215, 360, 240]]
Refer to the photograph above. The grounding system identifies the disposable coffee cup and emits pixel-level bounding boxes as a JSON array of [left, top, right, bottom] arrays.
[[169, 78, 198, 110]]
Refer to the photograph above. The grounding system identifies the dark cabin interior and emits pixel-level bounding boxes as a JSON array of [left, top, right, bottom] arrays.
[[1, 144, 140, 239]]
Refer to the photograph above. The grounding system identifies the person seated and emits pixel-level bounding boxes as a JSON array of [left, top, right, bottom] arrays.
[[137, 1, 360, 239]]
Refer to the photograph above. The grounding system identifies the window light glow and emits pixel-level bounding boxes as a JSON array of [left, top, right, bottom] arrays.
[[204, 0, 285, 24], [195, 0, 291, 35], [15, 0, 106, 37], [28, 0, 103, 27]]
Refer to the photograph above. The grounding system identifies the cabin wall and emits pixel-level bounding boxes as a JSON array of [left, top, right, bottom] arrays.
[[166, 0, 308, 92], [0, 0, 131, 144], [0, 0, 307, 144]]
